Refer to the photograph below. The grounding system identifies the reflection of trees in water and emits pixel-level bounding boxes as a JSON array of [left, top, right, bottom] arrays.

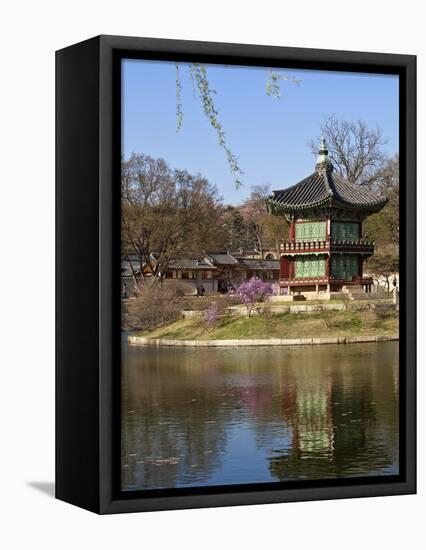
[[269, 345, 399, 481], [122, 347, 231, 490], [122, 399, 227, 490]]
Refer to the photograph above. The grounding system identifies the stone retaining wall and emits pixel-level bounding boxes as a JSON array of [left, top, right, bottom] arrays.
[[128, 334, 399, 348], [182, 301, 395, 318]]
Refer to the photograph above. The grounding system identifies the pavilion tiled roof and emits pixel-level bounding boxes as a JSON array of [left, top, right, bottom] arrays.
[[267, 138, 388, 214], [268, 170, 388, 213]]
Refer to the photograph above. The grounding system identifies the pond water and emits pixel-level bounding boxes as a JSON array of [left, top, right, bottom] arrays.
[[121, 342, 399, 491]]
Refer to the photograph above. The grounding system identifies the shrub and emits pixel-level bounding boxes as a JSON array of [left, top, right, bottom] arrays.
[[122, 286, 182, 332], [323, 312, 338, 329], [162, 279, 197, 297], [374, 304, 395, 320]]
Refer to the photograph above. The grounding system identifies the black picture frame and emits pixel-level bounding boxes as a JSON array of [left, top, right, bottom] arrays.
[[56, 34, 416, 514]]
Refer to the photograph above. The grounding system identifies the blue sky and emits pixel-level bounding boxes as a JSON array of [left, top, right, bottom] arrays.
[[122, 59, 399, 205]]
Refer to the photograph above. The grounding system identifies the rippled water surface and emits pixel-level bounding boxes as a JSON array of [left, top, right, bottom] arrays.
[[121, 342, 399, 491]]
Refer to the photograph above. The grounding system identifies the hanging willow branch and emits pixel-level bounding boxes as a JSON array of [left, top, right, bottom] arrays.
[[191, 64, 243, 188], [266, 69, 301, 99], [175, 64, 183, 132], [175, 64, 300, 189]]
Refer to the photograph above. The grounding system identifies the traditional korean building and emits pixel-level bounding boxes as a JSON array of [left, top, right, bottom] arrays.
[[121, 251, 279, 296], [267, 138, 388, 294]]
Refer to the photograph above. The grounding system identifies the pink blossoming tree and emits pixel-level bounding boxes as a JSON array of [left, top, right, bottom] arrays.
[[236, 277, 273, 317], [204, 301, 220, 332]]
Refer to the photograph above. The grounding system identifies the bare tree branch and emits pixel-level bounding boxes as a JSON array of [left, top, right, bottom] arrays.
[[309, 115, 387, 188]]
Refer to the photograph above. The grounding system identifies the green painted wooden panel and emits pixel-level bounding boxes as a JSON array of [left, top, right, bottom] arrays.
[[331, 222, 359, 240], [295, 221, 326, 242], [331, 254, 359, 280], [295, 255, 326, 278]]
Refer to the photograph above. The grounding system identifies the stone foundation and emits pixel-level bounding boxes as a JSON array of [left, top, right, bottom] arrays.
[[128, 334, 399, 347]]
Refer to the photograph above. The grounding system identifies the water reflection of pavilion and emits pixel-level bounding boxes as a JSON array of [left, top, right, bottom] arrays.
[[269, 357, 398, 481], [285, 381, 334, 458]]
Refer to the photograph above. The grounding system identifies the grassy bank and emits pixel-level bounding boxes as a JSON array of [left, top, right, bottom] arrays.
[[135, 309, 398, 341]]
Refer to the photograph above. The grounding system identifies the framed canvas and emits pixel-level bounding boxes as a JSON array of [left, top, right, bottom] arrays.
[[56, 35, 416, 514]]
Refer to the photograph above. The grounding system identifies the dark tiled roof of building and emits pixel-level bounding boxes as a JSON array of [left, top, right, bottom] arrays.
[[165, 258, 215, 270], [207, 252, 239, 265], [167, 254, 279, 270], [229, 248, 260, 257], [121, 253, 280, 275], [121, 255, 215, 273], [237, 258, 279, 270], [121, 260, 140, 276], [268, 170, 388, 213]]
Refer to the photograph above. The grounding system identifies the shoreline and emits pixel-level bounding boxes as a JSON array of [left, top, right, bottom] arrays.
[[128, 334, 399, 348]]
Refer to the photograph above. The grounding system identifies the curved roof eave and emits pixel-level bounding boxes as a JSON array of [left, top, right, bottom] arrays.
[[267, 170, 389, 214], [267, 195, 388, 214]]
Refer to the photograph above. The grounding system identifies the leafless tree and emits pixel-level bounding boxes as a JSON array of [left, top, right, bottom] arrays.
[[363, 155, 399, 244], [310, 115, 387, 188], [240, 184, 271, 257], [240, 184, 289, 257], [121, 153, 223, 290]]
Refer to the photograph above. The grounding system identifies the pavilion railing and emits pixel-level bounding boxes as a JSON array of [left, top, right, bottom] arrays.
[[279, 275, 374, 286], [280, 240, 329, 252], [280, 239, 375, 253], [279, 277, 329, 285]]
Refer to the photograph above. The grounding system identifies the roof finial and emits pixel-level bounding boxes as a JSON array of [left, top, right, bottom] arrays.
[[316, 136, 333, 173]]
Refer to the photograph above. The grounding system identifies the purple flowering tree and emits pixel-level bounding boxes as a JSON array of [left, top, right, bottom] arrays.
[[236, 277, 273, 317], [204, 301, 220, 332]]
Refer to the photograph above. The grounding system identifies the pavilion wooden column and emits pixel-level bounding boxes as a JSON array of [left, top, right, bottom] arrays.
[[280, 256, 290, 279], [359, 255, 365, 290], [326, 255, 331, 292], [290, 221, 295, 241]]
